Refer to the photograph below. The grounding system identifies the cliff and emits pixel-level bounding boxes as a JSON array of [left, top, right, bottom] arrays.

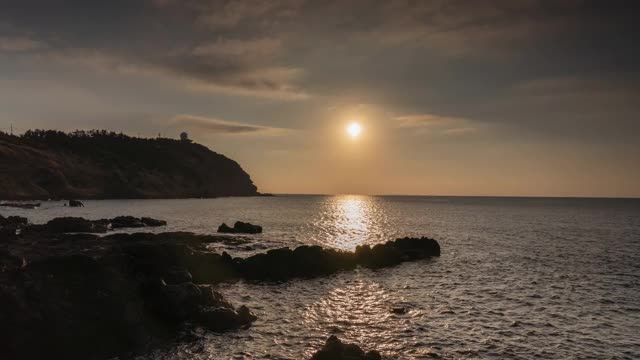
[[0, 130, 259, 200]]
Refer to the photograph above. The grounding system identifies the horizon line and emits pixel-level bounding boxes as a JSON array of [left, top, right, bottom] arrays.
[[268, 193, 640, 200]]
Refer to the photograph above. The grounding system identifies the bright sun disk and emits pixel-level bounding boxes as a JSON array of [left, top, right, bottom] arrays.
[[347, 122, 362, 138]]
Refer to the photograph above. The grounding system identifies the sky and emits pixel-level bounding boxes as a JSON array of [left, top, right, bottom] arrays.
[[1, 0, 639, 197]]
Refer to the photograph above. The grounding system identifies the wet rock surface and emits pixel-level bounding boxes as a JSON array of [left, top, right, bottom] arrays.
[[67, 199, 84, 207], [310, 335, 382, 360], [19, 215, 167, 234], [218, 221, 263, 234]]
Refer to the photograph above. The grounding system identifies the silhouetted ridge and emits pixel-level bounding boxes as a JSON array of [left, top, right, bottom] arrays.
[[0, 130, 258, 199]]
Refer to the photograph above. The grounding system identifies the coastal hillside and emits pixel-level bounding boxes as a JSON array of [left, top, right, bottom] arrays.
[[0, 130, 258, 200]]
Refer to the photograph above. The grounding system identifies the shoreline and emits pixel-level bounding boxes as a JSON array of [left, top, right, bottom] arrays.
[[1, 214, 439, 359]]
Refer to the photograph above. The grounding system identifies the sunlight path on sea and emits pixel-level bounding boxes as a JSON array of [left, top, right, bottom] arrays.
[[311, 195, 390, 250]]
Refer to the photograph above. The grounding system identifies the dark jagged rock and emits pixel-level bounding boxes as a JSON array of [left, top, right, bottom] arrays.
[[0, 129, 258, 200], [106, 216, 167, 229], [236, 237, 440, 281], [1, 228, 440, 359], [0, 202, 40, 209], [141, 217, 168, 227], [1, 253, 257, 360], [109, 216, 146, 229], [20, 216, 167, 234], [356, 236, 440, 268], [391, 307, 408, 315], [0, 214, 28, 227], [68, 199, 84, 207], [1, 255, 155, 360], [310, 335, 381, 360], [35, 217, 109, 233], [218, 221, 263, 234], [162, 268, 193, 285]]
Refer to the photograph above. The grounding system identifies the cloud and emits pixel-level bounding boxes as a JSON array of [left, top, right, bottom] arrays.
[[168, 114, 291, 136], [192, 37, 282, 58], [394, 113, 477, 136], [0, 36, 45, 52], [36, 48, 309, 100]]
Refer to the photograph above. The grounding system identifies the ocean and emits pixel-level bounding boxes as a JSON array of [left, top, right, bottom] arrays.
[[3, 195, 640, 359]]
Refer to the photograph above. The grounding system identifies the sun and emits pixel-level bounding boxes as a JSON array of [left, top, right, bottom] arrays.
[[346, 122, 362, 138]]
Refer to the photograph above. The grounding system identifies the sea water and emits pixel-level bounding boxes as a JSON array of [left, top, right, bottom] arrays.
[[3, 195, 640, 359]]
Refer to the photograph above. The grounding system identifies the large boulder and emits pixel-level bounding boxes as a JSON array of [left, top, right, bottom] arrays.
[[217, 221, 262, 234], [310, 335, 381, 360]]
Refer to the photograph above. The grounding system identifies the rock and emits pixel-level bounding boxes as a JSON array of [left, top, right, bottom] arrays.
[[0, 255, 151, 360], [197, 307, 243, 332], [40, 217, 109, 233], [310, 336, 381, 360], [110, 215, 146, 228], [217, 221, 262, 234], [0, 251, 258, 360], [217, 223, 234, 233], [1, 229, 438, 360], [163, 268, 193, 285], [68, 199, 84, 207], [198, 285, 235, 309], [391, 307, 408, 315], [110, 216, 165, 228], [0, 215, 29, 228], [236, 237, 439, 281], [0, 202, 40, 209], [20, 216, 167, 234], [356, 237, 440, 269], [237, 305, 258, 323], [141, 217, 167, 227]]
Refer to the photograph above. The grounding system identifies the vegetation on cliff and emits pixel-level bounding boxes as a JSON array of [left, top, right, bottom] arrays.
[[0, 130, 258, 199]]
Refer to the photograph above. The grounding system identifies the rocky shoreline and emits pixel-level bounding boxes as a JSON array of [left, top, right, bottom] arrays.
[[1, 214, 440, 359]]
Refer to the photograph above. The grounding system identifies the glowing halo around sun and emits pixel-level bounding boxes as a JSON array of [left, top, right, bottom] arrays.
[[346, 122, 362, 138]]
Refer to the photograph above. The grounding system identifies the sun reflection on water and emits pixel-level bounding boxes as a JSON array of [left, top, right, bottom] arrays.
[[311, 195, 389, 250]]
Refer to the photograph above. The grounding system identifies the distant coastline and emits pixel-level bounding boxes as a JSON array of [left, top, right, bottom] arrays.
[[0, 130, 260, 200]]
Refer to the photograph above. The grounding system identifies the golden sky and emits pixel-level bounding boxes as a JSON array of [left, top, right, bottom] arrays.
[[1, 1, 639, 197]]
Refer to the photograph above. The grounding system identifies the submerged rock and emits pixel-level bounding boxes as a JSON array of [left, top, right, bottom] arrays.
[[217, 221, 263, 234], [310, 335, 381, 360], [391, 307, 408, 315], [21, 215, 167, 234]]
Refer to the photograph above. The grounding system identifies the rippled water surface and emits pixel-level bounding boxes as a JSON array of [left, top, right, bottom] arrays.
[[4, 196, 640, 359]]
